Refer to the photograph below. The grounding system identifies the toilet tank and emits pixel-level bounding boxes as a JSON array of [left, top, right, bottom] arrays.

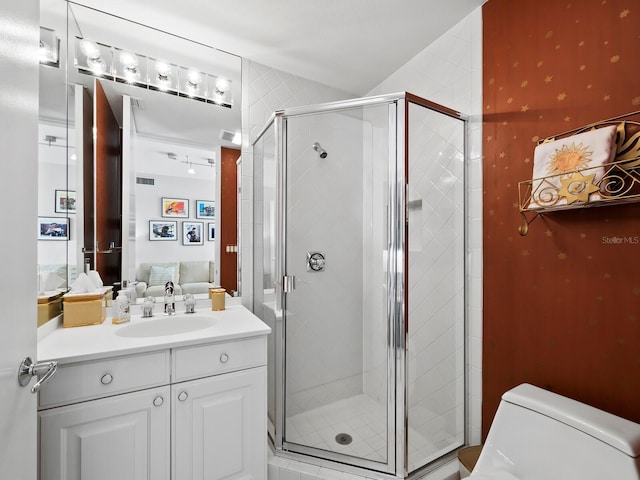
[[472, 384, 640, 480]]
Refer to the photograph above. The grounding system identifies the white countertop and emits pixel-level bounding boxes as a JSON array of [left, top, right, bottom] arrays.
[[38, 302, 271, 364]]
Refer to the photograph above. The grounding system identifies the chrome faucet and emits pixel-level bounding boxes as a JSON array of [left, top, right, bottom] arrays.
[[164, 281, 175, 315], [184, 293, 196, 314], [142, 296, 155, 318]]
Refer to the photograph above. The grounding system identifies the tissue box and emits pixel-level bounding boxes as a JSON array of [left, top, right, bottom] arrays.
[[37, 292, 64, 327], [62, 287, 112, 328]]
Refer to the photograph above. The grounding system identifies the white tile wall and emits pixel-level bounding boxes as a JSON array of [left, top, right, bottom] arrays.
[[368, 7, 483, 447], [245, 6, 483, 478], [241, 60, 352, 309]]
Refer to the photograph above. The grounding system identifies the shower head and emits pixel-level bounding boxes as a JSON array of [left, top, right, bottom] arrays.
[[313, 142, 328, 159]]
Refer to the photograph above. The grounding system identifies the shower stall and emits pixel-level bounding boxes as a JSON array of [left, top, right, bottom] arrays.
[[252, 93, 467, 478]]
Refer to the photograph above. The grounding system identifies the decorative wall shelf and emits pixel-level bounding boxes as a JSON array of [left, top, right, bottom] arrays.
[[518, 111, 640, 236]]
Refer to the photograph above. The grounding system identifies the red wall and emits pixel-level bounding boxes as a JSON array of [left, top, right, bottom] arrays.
[[219, 147, 239, 293], [482, 0, 640, 438], [94, 79, 123, 286]]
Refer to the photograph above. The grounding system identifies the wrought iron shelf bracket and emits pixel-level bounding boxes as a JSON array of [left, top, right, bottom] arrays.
[[518, 111, 640, 236]]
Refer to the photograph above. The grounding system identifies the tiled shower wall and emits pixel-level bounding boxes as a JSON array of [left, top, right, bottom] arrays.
[[241, 61, 352, 309], [369, 7, 483, 446]]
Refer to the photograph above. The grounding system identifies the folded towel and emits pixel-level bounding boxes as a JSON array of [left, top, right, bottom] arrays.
[[528, 125, 617, 209], [87, 270, 103, 288], [69, 272, 96, 294]]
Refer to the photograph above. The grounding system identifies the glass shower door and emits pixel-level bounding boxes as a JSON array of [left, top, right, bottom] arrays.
[[281, 103, 394, 471], [405, 99, 466, 472]]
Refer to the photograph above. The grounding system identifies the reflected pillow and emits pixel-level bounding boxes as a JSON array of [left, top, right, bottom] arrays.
[[528, 125, 617, 209], [148, 265, 176, 286]]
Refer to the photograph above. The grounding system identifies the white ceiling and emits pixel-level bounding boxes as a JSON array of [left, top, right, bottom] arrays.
[[68, 0, 486, 95]]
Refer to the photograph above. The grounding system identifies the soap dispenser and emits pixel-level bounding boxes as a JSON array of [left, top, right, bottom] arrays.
[[112, 291, 131, 324]]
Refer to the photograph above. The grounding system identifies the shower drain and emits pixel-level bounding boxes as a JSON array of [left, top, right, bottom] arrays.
[[335, 433, 353, 445]]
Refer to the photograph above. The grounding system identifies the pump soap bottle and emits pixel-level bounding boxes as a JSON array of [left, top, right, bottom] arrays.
[[112, 291, 131, 324]]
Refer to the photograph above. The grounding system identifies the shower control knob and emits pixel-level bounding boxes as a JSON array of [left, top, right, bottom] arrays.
[[306, 252, 326, 272]]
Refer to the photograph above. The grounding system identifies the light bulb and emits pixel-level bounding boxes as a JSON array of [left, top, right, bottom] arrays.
[[187, 70, 201, 85], [119, 50, 138, 67], [79, 39, 101, 59], [215, 78, 229, 94], [155, 61, 171, 76], [87, 56, 107, 75], [155, 61, 172, 90], [123, 65, 140, 83], [183, 70, 201, 97]]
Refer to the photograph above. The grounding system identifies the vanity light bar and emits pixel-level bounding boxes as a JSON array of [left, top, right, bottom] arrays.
[[74, 36, 233, 108]]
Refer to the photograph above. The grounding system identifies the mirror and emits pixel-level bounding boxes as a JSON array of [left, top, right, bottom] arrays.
[[38, 1, 242, 318]]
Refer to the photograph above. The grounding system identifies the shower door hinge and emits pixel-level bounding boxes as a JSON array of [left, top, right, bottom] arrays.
[[282, 275, 296, 293]]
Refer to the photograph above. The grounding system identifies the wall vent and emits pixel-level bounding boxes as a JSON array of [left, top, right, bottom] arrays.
[[219, 129, 236, 143], [136, 176, 155, 185]]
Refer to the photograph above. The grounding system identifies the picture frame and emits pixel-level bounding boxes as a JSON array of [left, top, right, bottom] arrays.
[[182, 221, 204, 245], [38, 216, 69, 241], [161, 197, 189, 218], [207, 222, 215, 241], [195, 199, 215, 219], [55, 190, 76, 214], [149, 220, 178, 241]]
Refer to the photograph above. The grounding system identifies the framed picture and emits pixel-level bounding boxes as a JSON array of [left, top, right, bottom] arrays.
[[195, 200, 215, 219], [161, 197, 189, 218], [55, 190, 76, 214], [182, 221, 204, 245], [38, 216, 69, 240], [207, 222, 215, 241], [149, 220, 178, 241]]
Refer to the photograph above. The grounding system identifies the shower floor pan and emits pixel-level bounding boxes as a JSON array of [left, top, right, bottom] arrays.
[[285, 393, 444, 467]]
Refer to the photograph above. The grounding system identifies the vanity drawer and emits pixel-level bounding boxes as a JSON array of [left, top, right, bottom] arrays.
[[172, 336, 266, 382], [38, 350, 170, 409]]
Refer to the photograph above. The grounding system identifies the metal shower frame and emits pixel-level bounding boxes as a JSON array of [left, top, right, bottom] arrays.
[[253, 91, 469, 479]]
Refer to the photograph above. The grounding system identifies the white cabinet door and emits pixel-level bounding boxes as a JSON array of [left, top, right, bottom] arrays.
[[173, 367, 267, 480], [39, 386, 170, 480]]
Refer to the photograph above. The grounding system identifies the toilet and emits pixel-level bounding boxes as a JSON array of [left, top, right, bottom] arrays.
[[470, 383, 640, 479]]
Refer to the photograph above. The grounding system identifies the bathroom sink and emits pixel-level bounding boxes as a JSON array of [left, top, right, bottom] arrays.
[[115, 315, 217, 338]]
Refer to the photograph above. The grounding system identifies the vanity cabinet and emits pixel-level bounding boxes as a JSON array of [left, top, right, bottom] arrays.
[[172, 368, 266, 480], [39, 385, 170, 480], [38, 336, 267, 480]]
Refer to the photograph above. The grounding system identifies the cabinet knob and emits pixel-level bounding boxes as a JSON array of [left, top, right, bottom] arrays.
[[153, 396, 164, 407], [100, 374, 113, 385], [178, 391, 189, 402], [220, 353, 229, 363]]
